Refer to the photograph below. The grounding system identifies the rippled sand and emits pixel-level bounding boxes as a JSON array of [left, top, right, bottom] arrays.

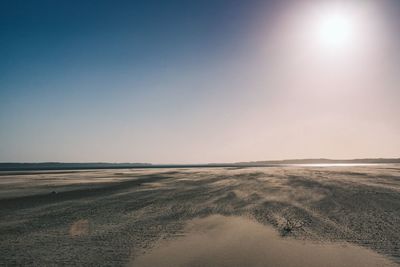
[[1, 165, 399, 266]]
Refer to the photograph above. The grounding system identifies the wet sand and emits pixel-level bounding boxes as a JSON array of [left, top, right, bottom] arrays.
[[1, 165, 399, 266], [134, 215, 396, 267]]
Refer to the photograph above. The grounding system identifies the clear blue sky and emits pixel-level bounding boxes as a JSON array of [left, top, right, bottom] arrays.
[[1, 0, 399, 163]]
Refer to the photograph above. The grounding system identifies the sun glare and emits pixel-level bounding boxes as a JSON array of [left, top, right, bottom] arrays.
[[306, 2, 367, 54], [315, 10, 355, 49]]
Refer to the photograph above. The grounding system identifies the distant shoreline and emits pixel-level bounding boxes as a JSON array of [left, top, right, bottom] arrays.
[[0, 158, 399, 172]]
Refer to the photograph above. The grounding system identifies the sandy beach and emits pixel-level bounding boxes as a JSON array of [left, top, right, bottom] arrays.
[[1, 165, 399, 266]]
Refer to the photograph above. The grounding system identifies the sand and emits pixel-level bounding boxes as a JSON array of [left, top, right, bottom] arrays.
[[1, 165, 399, 266], [133, 215, 396, 267]]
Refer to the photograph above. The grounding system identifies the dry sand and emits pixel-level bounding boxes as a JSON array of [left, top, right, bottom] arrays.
[[1, 165, 399, 266]]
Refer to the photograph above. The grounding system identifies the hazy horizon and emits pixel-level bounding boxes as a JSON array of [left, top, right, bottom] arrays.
[[1, 157, 400, 166], [1, 0, 400, 164]]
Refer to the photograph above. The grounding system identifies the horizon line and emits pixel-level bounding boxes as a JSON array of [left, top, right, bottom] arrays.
[[1, 157, 400, 165]]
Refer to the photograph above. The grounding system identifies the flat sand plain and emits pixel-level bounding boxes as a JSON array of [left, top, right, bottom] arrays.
[[1, 165, 399, 266]]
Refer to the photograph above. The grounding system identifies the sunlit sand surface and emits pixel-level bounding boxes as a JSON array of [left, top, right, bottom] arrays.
[[1, 165, 399, 266], [134, 215, 396, 267]]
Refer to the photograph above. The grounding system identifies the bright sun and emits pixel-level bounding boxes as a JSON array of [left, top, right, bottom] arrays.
[[307, 2, 365, 54], [316, 10, 354, 49], [267, 1, 381, 65]]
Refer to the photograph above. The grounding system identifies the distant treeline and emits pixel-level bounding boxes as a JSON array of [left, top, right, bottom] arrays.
[[0, 162, 152, 171], [0, 158, 399, 171], [235, 158, 400, 165]]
